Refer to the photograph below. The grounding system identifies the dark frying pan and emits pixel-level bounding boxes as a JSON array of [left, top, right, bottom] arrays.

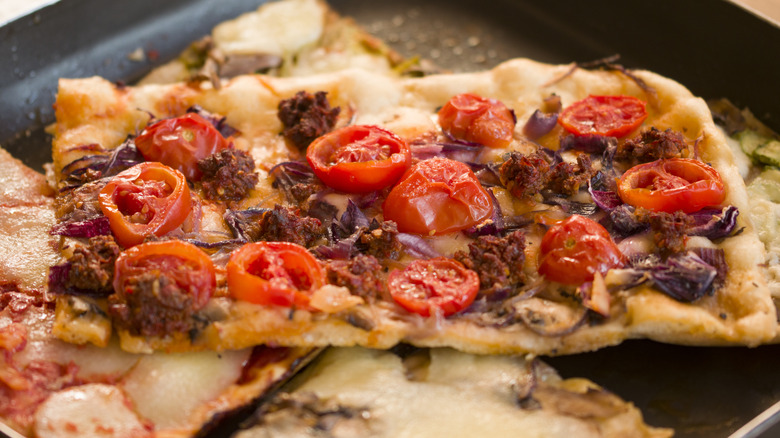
[[1, 1, 779, 437]]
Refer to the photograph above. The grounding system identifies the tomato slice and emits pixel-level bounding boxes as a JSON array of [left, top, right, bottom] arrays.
[[437, 93, 516, 148], [99, 162, 192, 248], [616, 158, 726, 213], [538, 215, 625, 285], [388, 257, 479, 317], [306, 125, 411, 193], [558, 95, 647, 138], [135, 112, 232, 181], [226, 241, 326, 308], [113, 240, 216, 309], [383, 157, 494, 235]]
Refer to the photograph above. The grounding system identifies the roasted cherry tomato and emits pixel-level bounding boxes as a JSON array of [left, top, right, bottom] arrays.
[[135, 112, 232, 181], [113, 240, 216, 309], [538, 215, 625, 285], [617, 158, 726, 213], [437, 93, 516, 148], [558, 95, 647, 138], [383, 157, 494, 235], [306, 125, 411, 193], [226, 241, 326, 308], [388, 257, 479, 317], [99, 162, 192, 248]]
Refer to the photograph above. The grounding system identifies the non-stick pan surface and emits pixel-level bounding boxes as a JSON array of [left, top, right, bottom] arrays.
[[1, 1, 779, 437]]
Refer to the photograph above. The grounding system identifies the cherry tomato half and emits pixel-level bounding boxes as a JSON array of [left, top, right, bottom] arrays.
[[538, 215, 625, 285], [383, 157, 494, 235], [438, 93, 516, 148], [113, 240, 216, 309], [616, 158, 726, 214], [135, 112, 232, 181], [226, 241, 326, 308], [306, 125, 411, 193], [99, 162, 192, 248], [558, 95, 647, 138], [388, 257, 479, 317]]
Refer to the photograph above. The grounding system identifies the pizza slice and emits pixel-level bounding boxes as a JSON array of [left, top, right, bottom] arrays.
[[0, 141, 325, 437], [232, 346, 672, 438], [47, 56, 775, 356], [137, 0, 414, 86]]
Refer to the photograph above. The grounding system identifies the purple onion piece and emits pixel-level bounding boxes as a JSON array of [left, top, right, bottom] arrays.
[[692, 247, 728, 287], [269, 161, 316, 184], [589, 170, 618, 193], [466, 162, 503, 188], [560, 134, 615, 154], [396, 233, 440, 259], [522, 109, 558, 140], [60, 139, 144, 186], [306, 198, 339, 225], [48, 263, 112, 297], [187, 105, 239, 138], [588, 183, 623, 212], [342, 200, 371, 231], [330, 200, 370, 241], [49, 216, 111, 238], [688, 206, 740, 240], [600, 142, 619, 174], [312, 234, 359, 260], [224, 208, 268, 241], [99, 140, 145, 176], [648, 251, 717, 302], [441, 131, 484, 148], [410, 140, 482, 162], [269, 160, 319, 203], [48, 263, 71, 295], [464, 188, 506, 237], [610, 250, 720, 302], [607, 204, 648, 237]]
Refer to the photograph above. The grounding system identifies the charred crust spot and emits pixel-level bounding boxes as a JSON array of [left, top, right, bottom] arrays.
[[198, 148, 259, 201], [278, 91, 340, 151]]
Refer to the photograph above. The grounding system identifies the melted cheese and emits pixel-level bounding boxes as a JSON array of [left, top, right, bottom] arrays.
[[34, 384, 150, 438], [212, 0, 325, 56], [0, 204, 59, 292], [236, 348, 669, 438], [119, 349, 250, 429]]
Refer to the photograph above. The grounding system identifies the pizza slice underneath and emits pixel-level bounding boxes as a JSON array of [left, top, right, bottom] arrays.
[[233, 347, 672, 438], [0, 147, 321, 438]]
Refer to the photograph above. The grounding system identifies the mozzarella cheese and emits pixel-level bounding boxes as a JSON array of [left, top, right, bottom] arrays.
[[235, 347, 670, 438]]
